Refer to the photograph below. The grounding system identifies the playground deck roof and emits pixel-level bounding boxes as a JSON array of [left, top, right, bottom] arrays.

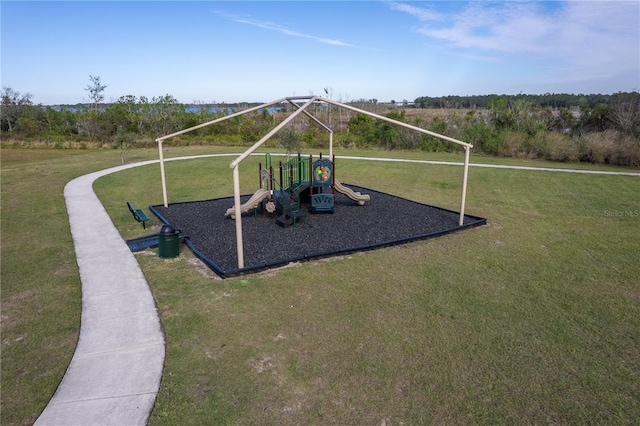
[[150, 184, 486, 278]]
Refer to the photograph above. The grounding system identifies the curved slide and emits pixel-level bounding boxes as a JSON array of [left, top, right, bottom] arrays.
[[225, 188, 270, 218], [334, 180, 370, 205]]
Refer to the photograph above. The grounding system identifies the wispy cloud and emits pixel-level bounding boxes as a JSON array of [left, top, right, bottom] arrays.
[[389, 2, 639, 59], [388, 1, 639, 83], [384, 1, 444, 21], [215, 11, 355, 47], [418, 2, 555, 54]]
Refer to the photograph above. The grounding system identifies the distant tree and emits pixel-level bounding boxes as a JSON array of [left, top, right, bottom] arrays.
[[106, 95, 140, 134], [1, 86, 34, 133], [43, 105, 78, 137], [547, 108, 576, 134], [147, 94, 183, 136], [323, 86, 333, 127], [348, 113, 376, 144], [577, 103, 611, 134], [488, 96, 513, 130], [337, 93, 351, 129], [79, 76, 108, 138], [279, 126, 304, 154], [85, 75, 107, 112], [137, 96, 152, 134], [610, 91, 640, 136]]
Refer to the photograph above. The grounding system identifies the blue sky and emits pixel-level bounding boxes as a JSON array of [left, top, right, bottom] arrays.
[[2, 1, 639, 105]]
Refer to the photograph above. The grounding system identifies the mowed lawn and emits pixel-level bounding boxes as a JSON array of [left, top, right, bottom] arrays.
[[2, 146, 639, 425]]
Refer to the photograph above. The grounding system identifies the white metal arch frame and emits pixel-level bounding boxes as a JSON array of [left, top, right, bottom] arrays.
[[156, 96, 473, 269]]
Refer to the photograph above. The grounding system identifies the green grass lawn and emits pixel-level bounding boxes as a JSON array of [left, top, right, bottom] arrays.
[[2, 146, 639, 425]]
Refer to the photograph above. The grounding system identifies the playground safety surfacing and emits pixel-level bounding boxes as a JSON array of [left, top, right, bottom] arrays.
[[150, 184, 486, 278]]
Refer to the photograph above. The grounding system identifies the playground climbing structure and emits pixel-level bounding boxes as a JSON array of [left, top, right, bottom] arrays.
[[224, 153, 368, 227], [310, 156, 334, 213]]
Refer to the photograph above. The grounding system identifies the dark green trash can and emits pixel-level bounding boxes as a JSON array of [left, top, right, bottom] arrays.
[[158, 224, 180, 259]]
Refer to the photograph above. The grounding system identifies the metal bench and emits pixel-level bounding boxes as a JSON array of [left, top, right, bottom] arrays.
[[127, 201, 150, 229]]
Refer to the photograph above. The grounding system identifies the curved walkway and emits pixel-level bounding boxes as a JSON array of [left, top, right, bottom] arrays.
[[337, 155, 640, 176], [36, 161, 165, 425], [35, 154, 639, 425]]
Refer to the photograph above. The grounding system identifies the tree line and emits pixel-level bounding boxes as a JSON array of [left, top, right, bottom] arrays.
[[1, 78, 639, 166], [414, 92, 635, 110], [340, 94, 640, 166]]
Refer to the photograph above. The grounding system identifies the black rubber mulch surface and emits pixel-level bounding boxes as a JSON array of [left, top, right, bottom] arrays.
[[150, 184, 486, 277]]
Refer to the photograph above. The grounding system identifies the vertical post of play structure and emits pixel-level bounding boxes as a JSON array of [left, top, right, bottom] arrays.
[[289, 164, 294, 187], [157, 139, 168, 208], [459, 146, 471, 226], [269, 166, 274, 191], [232, 164, 244, 269]]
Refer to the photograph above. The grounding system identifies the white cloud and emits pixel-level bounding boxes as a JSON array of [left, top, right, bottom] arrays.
[[389, 1, 639, 90], [388, 2, 639, 57], [554, 2, 639, 69], [384, 1, 444, 21], [411, 2, 561, 54], [215, 11, 355, 47]]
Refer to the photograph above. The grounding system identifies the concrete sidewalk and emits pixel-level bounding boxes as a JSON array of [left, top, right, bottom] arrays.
[[36, 162, 165, 425]]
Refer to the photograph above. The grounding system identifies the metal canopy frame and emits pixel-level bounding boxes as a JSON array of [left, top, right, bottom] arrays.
[[156, 95, 473, 269]]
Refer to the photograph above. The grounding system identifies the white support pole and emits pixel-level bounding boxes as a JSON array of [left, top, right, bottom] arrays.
[[459, 146, 471, 226], [157, 140, 168, 208], [232, 164, 244, 269], [329, 131, 333, 158]]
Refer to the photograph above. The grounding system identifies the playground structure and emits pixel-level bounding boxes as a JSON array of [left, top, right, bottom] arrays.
[[155, 95, 474, 270], [224, 152, 370, 226]]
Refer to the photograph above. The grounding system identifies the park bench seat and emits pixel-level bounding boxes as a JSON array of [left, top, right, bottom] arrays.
[[127, 201, 150, 229]]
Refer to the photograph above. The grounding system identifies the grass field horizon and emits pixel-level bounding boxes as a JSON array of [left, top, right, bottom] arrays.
[[2, 146, 639, 424]]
